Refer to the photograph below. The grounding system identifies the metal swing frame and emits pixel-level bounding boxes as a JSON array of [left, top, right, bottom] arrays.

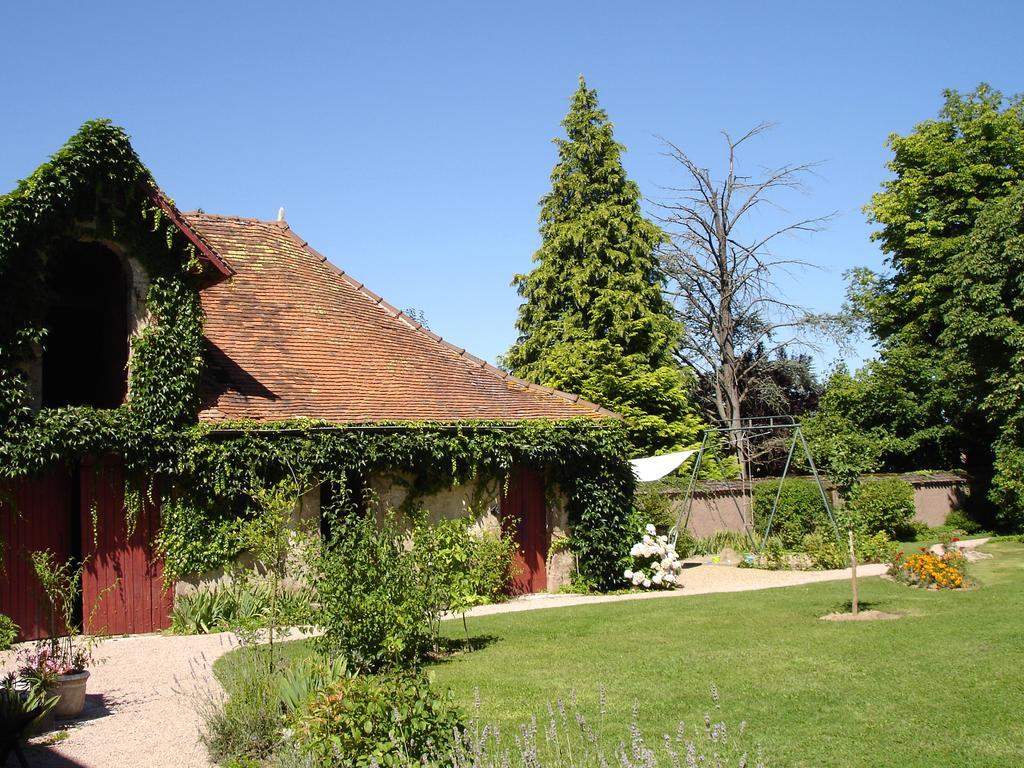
[[668, 416, 841, 551]]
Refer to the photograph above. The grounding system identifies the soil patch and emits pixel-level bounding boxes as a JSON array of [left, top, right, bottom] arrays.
[[820, 609, 902, 622]]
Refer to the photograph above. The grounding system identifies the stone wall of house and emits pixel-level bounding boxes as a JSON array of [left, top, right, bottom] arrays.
[[368, 474, 574, 592], [174, 485, 320, 597], [544, 493, 573, 592], [647, 472, 967, 539], [176, 472, 576, 596], [367, 474, 503, 534]]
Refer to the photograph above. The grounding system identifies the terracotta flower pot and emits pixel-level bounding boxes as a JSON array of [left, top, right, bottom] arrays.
[[46, 670, 90, 719]]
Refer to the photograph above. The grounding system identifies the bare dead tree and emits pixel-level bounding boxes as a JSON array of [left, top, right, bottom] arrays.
[[654, 123, 839, 477]]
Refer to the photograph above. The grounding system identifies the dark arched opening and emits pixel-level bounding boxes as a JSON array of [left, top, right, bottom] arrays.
[[41, 241, 130, 408]]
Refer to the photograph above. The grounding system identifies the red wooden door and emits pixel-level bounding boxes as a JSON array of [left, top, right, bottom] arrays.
[[501, 467, 548, 594], [0, 471, 75, 640], [79, 457, 172, 635]]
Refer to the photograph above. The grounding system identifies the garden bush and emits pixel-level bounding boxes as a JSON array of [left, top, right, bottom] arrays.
[[801, 531, 847, 569], [171, 581, 313, 635], [316, 511, 518, 672], [201, 648, 284, 764], [202, 644, 351, 766], [801, 530, 899, 570], [290, 671, 461, 767], [632, 490, 676, 530], [844, 478, 916, 538], [753, 479, 830, 548], [412, 517, 518, 617], [0, 614, 17, 650], [945, 509, 984, 535], [315, 512, 433, 672]]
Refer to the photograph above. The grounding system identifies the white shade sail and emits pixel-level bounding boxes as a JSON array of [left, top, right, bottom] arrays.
[[629, 450, 698, 482]]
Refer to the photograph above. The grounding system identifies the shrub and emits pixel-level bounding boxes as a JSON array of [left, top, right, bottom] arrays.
[[944, 509, 984, 535], [844, 478, 916, 537], [315, 512, 435, 673], [857, 531, 901, 563], [201, 649, 284, 764], [465, 528, 519, 604], [633, 490, 676, 530], [411, 517, 517, 617], [624, 524, 684, 589], [802, 530, 899, 570], [291, 672, 461, 767], [0, 614, 18, 650], [801, 531, 847, 570], [203, 645, 351, 766], [753, 479, 830, 548], [171, 581, 313, 635], [316, 511, 517, 671]]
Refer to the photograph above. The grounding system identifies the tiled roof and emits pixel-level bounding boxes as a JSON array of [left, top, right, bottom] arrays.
[[185, 213, 615, 423]]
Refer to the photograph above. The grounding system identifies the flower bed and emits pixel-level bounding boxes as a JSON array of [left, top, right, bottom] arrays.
[[889, 547, 967, 589]]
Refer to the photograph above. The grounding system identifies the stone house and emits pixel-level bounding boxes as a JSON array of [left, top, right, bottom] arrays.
[[0, 123, 619, 639]]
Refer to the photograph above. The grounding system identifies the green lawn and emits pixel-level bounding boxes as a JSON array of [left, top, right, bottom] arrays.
[[213, 542, 1024, 766], [430, 541, 1024, 767]]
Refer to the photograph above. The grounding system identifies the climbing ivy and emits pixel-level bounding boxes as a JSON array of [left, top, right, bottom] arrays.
[[0, 121, 636, 593], [0, 119, 205, 474], [159, 419, 635, 590]]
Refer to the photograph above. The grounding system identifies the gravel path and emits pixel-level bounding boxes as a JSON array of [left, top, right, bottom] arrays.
[[2, 632, 242, 768], [4, 543, 990, 767]]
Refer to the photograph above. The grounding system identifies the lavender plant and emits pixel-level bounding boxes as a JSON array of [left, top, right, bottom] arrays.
[[448, 683, 765, 768]]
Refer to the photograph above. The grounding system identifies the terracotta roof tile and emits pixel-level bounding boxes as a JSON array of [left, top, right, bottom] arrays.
[[184, 213, 614, 423]]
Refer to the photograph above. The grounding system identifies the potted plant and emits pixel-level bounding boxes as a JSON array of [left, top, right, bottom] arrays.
[[17, 640, 93, 719], [1, 672, 58, 749], [18, 550, 102, 719]]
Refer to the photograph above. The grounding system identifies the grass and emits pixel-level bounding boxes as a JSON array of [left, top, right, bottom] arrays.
[[430, 541, 1024, 767], [214, 542, 1024, 767]]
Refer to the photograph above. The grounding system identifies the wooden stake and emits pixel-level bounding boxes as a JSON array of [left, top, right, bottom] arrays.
[[848, 528, 859, 616]]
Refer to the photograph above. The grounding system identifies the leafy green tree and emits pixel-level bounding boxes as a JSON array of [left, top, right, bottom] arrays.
[[863, 85, 1024, 345], [942, 182, 1024, 527], [802, 356, 957, 493], [504, 77, 702, 454], [846, 85, 1024, 525]]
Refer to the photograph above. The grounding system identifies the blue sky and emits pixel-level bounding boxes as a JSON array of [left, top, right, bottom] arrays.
[[3, 1, 1021, 378]]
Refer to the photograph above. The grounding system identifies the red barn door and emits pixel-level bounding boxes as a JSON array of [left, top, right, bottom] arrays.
[[79, 457, 172, 635], [501, 467, 548, 594], [0, 471, 75, 640]]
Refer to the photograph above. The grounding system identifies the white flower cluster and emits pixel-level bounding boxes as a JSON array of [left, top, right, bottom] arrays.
[[624, 524, 684, 589]]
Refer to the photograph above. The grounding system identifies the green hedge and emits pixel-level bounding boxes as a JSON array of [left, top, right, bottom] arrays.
[[844, 478, 916, 537], [753, 479, 831, 548]]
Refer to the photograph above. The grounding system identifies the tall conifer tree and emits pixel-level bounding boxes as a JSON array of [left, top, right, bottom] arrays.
[[504, 77, 702, 454]]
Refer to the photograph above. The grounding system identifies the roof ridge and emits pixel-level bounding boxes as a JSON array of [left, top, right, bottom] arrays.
[[184, 211, 281, 225], [275, 223, 617, 419]]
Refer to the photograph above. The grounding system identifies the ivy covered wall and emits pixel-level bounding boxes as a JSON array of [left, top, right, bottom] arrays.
[[0, 121, 636, 593]]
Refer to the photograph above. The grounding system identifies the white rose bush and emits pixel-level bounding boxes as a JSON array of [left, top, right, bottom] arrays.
[[624, 524, 684, 589]]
